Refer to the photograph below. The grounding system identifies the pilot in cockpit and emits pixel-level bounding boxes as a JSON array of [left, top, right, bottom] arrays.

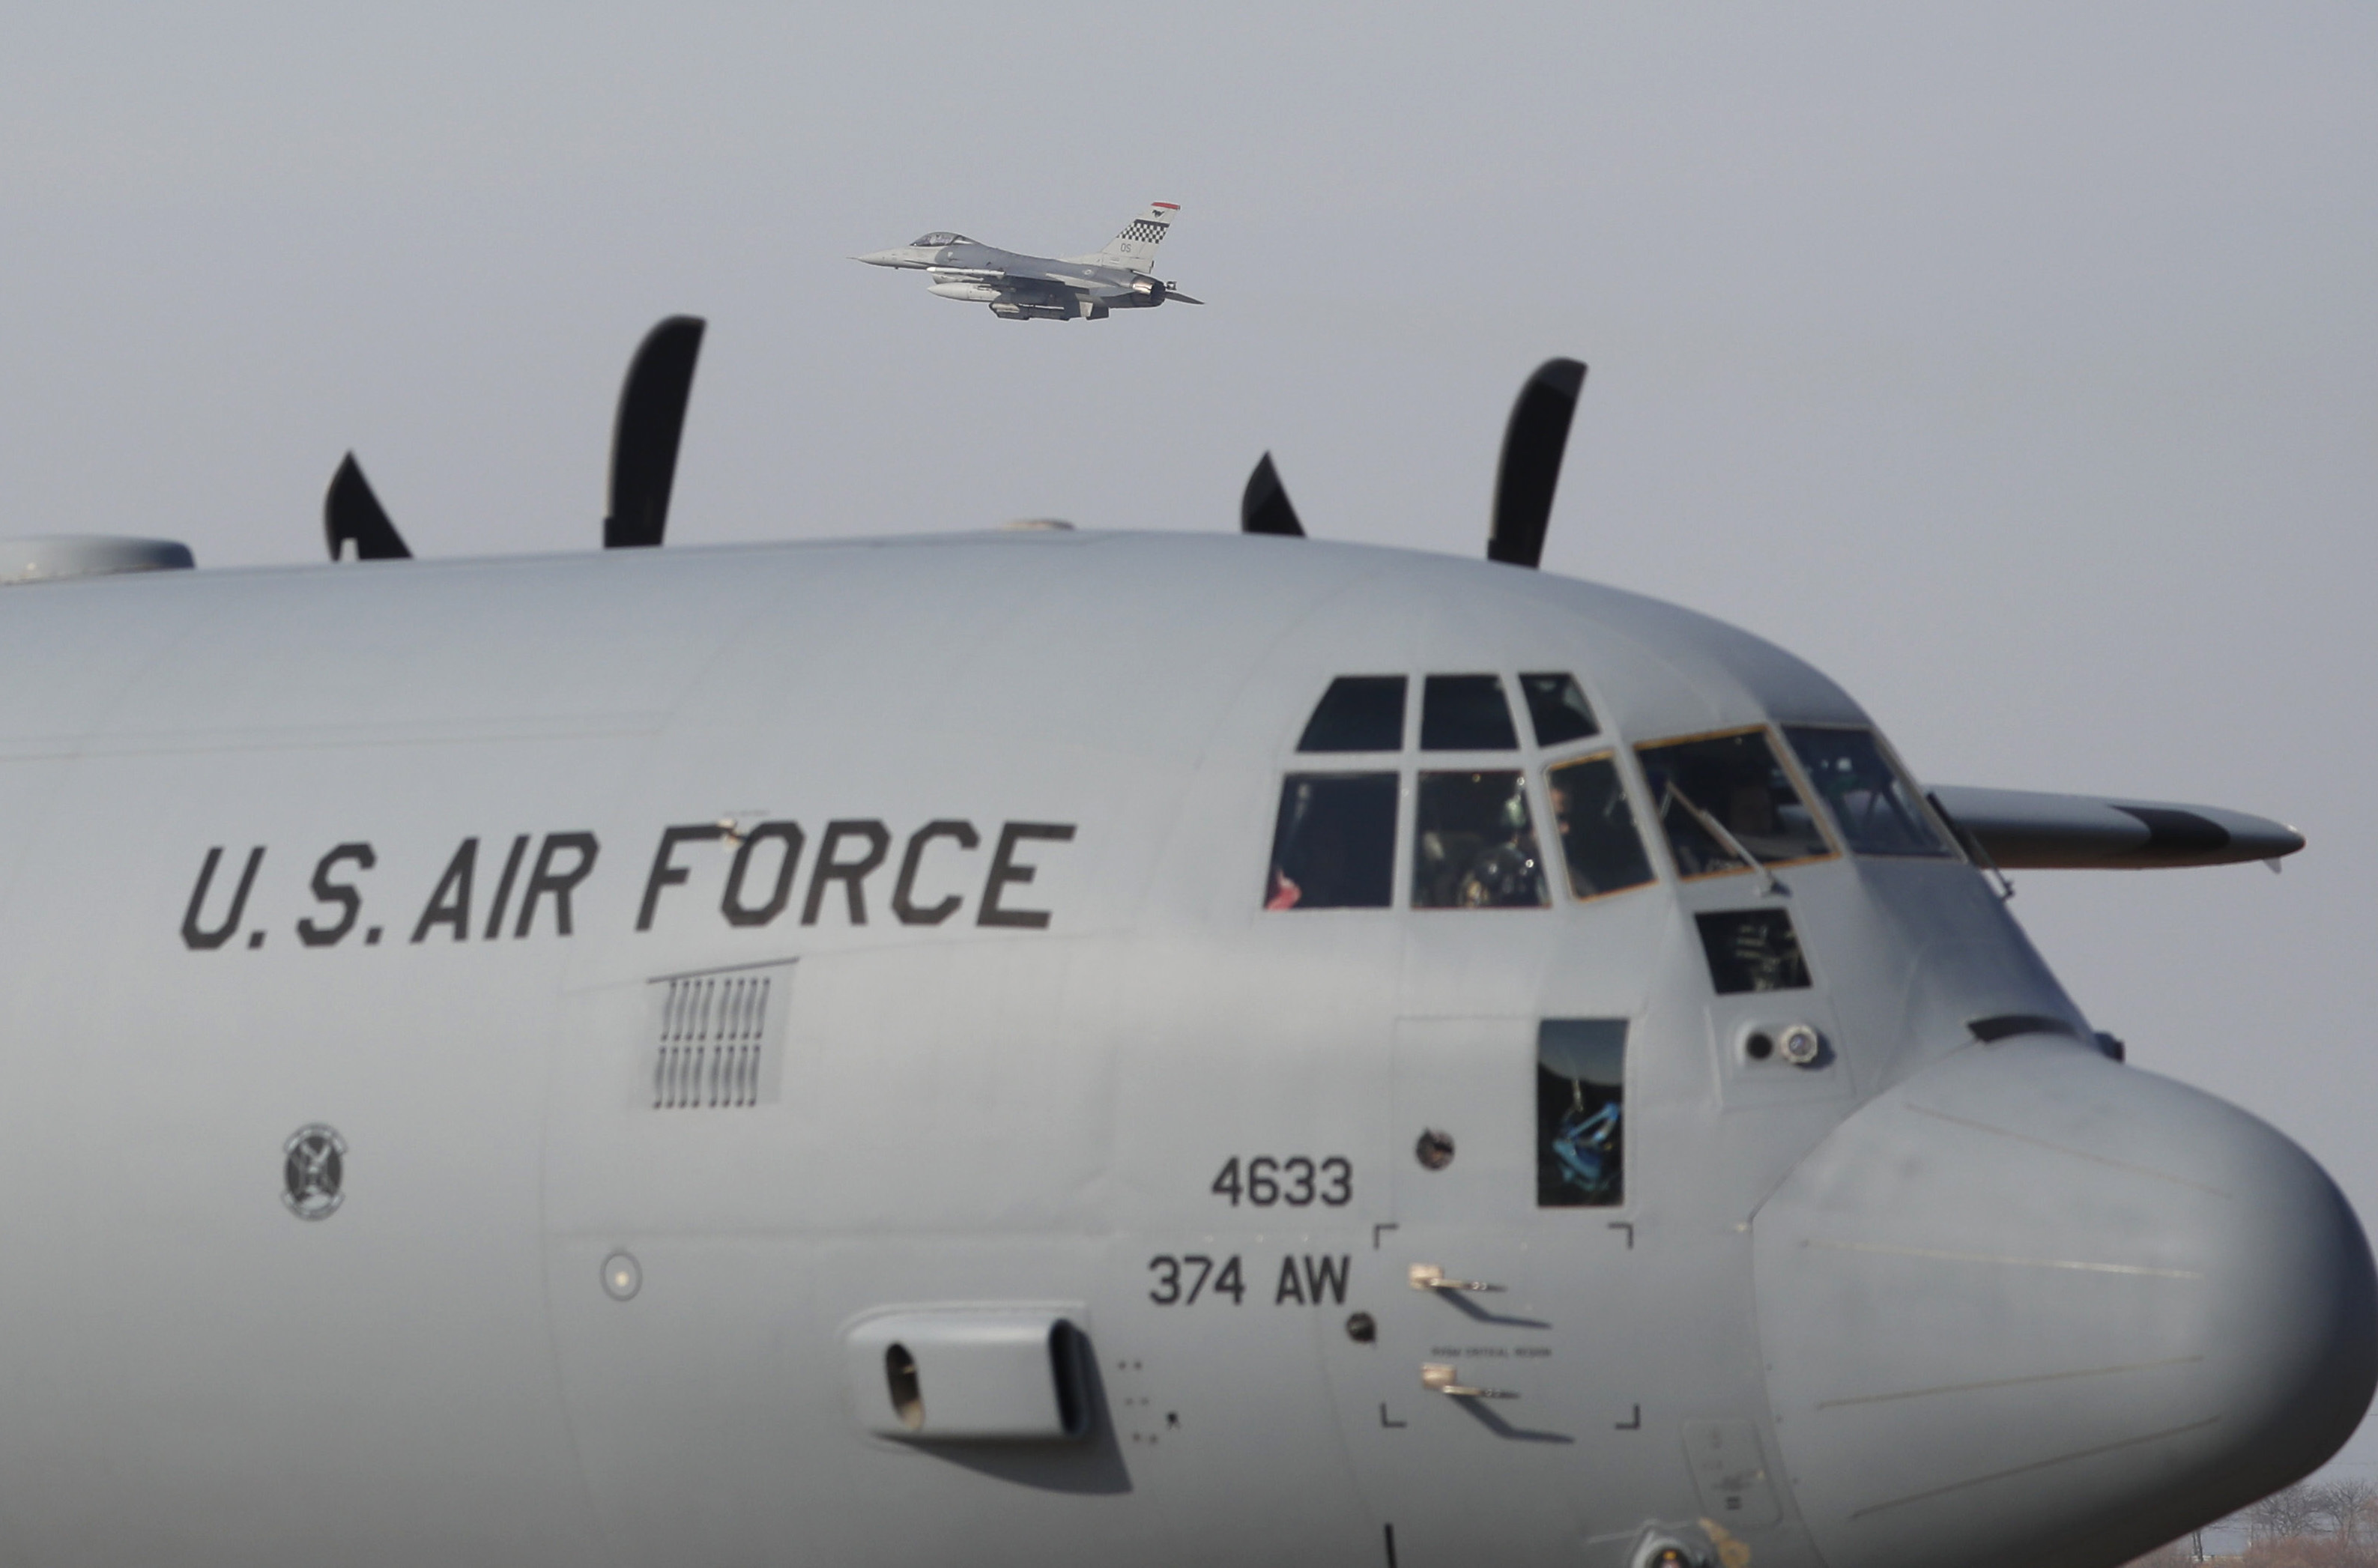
[[1414, 770, 1549, 909]]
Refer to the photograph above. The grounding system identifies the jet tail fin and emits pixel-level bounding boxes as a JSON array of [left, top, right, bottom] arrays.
[[1066, 202, 1178, 271]]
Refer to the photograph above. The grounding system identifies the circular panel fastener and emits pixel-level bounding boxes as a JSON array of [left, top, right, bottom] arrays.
[[281, 1124, 347, 1220], [1777, 1024, 1823, 1066], [1634, 1540, 1709, 1568], [1415, 1129, 1456, 1171], [601, 1251, 643, 1301], [1345, 1311, 1377, 1344]]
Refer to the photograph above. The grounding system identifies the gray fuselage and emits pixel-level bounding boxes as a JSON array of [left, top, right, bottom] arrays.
[[854, 237, 1172, 318], [0, 530, 2363, 1568]]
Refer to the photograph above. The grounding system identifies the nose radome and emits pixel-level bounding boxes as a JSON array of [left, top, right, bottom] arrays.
[[1752, 1037, 2377, 1568]]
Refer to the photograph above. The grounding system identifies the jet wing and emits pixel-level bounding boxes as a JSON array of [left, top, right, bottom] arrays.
[[1926, 784, 2304, 870], [1014, 271, 1109, 294]]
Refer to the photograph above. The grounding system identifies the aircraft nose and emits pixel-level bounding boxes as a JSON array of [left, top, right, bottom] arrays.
[[853, 249, 908, 267], [1753, 1036, 2376, 1568]]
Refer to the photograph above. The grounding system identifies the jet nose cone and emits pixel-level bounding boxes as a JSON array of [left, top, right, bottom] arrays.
[[853, 249, 910, 267], [1755, 1038, 2376, 1568]]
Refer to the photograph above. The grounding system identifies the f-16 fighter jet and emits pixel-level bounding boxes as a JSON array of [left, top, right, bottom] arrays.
[[855, 202, 1203, 321]]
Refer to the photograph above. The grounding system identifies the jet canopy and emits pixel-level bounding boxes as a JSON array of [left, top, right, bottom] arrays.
[[909, 232, 972, 246]]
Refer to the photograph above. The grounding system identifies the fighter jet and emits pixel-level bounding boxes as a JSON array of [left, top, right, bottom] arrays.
[[855, 201, 1203, 321]]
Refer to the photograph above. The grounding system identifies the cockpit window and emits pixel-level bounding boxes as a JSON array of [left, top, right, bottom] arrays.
[[1413, 770, 1548, 908], [1298, 676, 1406, 753], [1519, 673, 1599, 747], [1267, 773, 1397, 909], [1782, 727, 1952, 857], [1636, 729, 1833, 878], [1546, 754, 1654, 899], [910, 232, 971, 246], [1420, 675, 1519, 751]]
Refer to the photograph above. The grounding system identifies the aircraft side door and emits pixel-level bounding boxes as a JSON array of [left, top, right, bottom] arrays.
[[1323, 1014, 1634, 1568]]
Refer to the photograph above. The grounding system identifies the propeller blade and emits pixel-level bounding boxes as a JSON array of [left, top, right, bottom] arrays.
[[1486, 357, 1586, 569], [603, 315, 707, 549], [323, 453, 412, 561], [1241, 452, 1305, 537]]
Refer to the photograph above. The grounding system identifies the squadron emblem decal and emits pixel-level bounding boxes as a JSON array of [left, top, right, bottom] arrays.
[[282, 1124, 348, 1220]]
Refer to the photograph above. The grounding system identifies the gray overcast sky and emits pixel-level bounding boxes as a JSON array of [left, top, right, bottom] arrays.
[[5, 0, 2376, 1481]]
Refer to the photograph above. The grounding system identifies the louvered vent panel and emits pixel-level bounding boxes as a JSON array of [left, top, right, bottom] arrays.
[[646, 961, 792, 1110]]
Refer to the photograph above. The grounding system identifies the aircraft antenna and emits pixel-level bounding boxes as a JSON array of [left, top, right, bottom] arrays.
[[1241, 452, 1305, 537], [322, 453, 412, 561]]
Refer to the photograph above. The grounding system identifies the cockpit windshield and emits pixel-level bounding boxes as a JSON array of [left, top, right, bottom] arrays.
[[1782, 727, 1952, 856], [1420, 675, 1519, 751], [909, 232, 972, 246], [1266, 670, 1654, 912], [1413, 770, 1548, 908], [1636, 728, 1832, 877], [1546, 754, 1654, 899]]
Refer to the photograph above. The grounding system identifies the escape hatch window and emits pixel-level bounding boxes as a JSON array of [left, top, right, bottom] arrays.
[[1298, 676, 1406, 754], [1635, 728, 1833, 879], [1546, 754, 1655, 900], [1267, 773, 1397, 909], [1421, 675, 1519, 751], [1782, 727, 1952, 858], [1695, 909, 1812, 993], [1413, 770, 1548, 908], [1538, 1019, 1626, 1207], [1519, 673, 1599, 748]]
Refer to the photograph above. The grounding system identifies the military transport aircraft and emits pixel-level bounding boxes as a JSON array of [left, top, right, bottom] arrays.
[[0, 321, 2361, 1568], [854, 200, 1202, 321]]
